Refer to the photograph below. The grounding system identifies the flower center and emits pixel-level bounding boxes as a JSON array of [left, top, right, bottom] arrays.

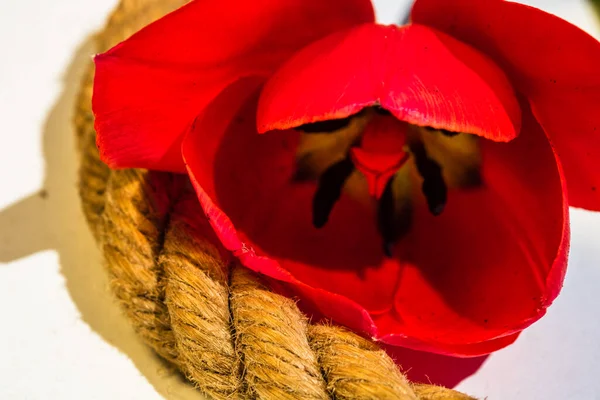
[[294, 107, 480, 256], [349, 113, 409, 199]]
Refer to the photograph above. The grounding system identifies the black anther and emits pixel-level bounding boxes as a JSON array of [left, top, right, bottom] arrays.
[[412, 142, 448, 216], [312, 157, 355, 228], [440, 129, 460, 137], [296, 117, 352, 133], [378, 175, 397, 257], [423, 126, 460, 137]]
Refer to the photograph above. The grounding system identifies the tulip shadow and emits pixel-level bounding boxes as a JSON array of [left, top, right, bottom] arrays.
[[0, 38, 203, 399], [383, 345, 487, 388]]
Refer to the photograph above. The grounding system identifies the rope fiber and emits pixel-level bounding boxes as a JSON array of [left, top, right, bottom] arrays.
[[75, 1, 475, 398]]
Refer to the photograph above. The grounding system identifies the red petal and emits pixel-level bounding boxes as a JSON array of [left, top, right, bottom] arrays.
[[183, 79, 567, 357], [381, 323, 520, 357], [93, 0, 374, 171], [257, 23, 521, 142], [412, 0, 600, 210], [183, 85, 404, 318], [381, 105, 569, 355]]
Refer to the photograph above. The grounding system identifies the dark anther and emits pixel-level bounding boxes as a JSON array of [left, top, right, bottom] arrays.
[[440, 129, 460, 137], [374, 106, 392, 116], [296, 117, 353, 133], [423, 126, 460, 137], [291, 154, 317, 182], [411, 142, 448, 216], [378, 175, 397, 257], [377, 175, 412, 258], [312, 157, 355, 228]]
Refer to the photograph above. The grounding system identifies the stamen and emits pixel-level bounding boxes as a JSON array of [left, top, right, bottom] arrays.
[[411, 142, 448, 216], [440, 129, 460, 137], [377, 174, 412, 258], [296, 117, 353, 133], [378, 175, 397, 257], [423, 126, 460, 137], [312, 157, 355, 228]]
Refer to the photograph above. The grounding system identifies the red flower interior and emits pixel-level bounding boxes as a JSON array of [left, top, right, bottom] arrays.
[[92, 0, 600, 357], [412, 0, 600, 210]]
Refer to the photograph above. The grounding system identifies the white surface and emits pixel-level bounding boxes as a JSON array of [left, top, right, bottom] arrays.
[[0, 1, 599, 399]]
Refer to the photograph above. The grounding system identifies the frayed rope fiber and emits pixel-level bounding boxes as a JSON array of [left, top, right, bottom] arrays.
[[75, 0, 476, 398]]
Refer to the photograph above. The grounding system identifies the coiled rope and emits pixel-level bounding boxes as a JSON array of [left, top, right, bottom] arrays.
[[75, 1, 474, 398]]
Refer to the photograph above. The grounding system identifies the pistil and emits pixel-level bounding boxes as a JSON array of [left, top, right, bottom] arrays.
[[350, 115, 409, 198]]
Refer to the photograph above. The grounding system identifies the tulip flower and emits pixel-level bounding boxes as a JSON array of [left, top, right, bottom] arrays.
[[92, 0, 600, 356]]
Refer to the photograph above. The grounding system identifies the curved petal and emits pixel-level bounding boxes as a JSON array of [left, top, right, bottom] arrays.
[[182, 81, 405, 318], [93, 0, 374, 171], [412, 0, 600, 210], [380, 322, 520, 357], [382, 105, 569, 355], [183, 79, 566, 357], [257, 23, 521, 142]]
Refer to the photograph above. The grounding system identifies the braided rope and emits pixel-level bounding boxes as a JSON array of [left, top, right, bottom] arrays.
[[74, 1, 476, 398]]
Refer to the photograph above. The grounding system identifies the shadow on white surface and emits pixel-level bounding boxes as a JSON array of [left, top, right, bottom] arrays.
[[0, 37, 203, 400]]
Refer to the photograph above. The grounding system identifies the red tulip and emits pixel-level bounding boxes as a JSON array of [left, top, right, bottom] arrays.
[[92, 0, 600, 357]]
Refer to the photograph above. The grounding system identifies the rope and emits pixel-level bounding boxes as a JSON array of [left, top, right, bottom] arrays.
[[75, 1, 476, 398]]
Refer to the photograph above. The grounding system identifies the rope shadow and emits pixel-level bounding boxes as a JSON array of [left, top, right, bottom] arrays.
[[0, 37, 202, 400]]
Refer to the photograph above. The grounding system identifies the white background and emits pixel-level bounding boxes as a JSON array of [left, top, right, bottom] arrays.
[[0, 0, 599, 399]]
